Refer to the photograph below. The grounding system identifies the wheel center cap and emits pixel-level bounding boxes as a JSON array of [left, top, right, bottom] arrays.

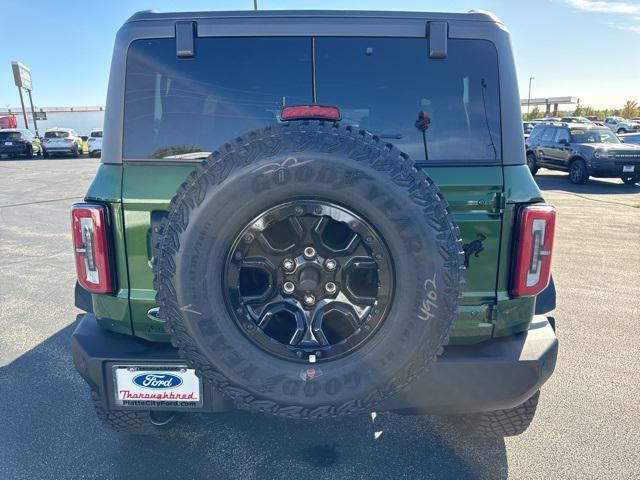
[[298, 265, 321, 292]]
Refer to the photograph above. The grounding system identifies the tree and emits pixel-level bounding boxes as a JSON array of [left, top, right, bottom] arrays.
[[621, 100, 639, 119], [523, 106, 541, 121]]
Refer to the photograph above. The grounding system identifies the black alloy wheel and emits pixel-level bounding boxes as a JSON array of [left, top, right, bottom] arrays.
[[569, 160, 588, 184], [225, 200, 393, 363]]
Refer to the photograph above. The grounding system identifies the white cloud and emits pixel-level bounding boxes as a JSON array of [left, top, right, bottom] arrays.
[[564, 0, 640, 14], [565, 1, 640, 35], [608, 22, 640, 34]]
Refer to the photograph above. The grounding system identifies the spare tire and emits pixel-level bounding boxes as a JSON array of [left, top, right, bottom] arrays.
[[154, 121, 464, 419]]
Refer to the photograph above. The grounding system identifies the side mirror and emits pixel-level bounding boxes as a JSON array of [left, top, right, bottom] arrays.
[[558, 138, 569, 145]]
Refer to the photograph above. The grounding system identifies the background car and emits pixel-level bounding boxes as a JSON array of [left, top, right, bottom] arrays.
[[523, 121, 536, 136], [560, 116, 593, 123], [604, 116, 640, 134], [526, 122, 640, 184], [0, 129, 42, 159], [42, 128, 83, 158], [87, 129, 103, 157]]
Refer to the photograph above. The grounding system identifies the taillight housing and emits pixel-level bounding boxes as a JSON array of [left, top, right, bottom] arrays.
[[511, 204, 557, 297], [71, 203, 113, 294]]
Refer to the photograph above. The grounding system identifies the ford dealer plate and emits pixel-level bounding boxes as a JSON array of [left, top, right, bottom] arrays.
[[113, 365, 202, 408]]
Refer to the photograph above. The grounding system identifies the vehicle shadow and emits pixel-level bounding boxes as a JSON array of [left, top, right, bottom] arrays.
[[535, 171, 640, 195], [1, 324, 508, 480]]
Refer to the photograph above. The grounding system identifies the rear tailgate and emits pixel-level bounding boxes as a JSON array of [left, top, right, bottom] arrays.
[[121, 163, 504, 344]]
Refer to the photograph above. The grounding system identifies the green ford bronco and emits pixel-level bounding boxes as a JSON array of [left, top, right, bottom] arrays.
[[71, 10, 558, 436]]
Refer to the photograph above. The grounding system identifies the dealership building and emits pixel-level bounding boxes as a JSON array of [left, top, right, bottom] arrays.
[[0, 106, 104, 136]]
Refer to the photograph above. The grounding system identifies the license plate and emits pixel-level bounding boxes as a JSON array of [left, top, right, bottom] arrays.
[[623, 165, 635, 172], [113, 365, 202, 408], [4, 142, 12, 146]]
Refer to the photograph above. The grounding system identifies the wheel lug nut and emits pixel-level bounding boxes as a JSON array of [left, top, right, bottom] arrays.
[[283, 281, 295, 294], [303, 246, 316, 259], [324, 259, 337, 271], [325, 282, 337, 294], [283, 258, 295, 272], [304, 294, 316, 306]]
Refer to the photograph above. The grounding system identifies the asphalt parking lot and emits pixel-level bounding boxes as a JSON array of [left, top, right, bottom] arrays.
[[1, 157, 639, 480]]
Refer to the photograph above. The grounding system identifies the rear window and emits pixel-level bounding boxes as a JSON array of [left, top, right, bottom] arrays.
[[315, 38, 501, 163], [124, 37, 501, 163], [124, 38, 312, 159], [45, 131, 69, 138], [0, 131, 22, 140]]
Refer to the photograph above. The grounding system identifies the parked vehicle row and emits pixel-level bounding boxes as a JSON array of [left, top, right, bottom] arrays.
[[525, 122, 640, 185], [0, 127, 102, 159], [524, 115, 640, 135]]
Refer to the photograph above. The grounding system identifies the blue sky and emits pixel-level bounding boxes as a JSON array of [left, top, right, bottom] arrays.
[[1, 0, 638, 109]]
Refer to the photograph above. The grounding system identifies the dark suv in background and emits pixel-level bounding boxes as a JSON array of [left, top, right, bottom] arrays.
[[0, 129, 42, 158], [526, 122, 640, 184]]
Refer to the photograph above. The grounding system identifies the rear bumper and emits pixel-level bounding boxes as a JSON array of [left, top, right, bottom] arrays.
[[0, 145, 30, 156], [45, 147, 76, 153], [71, 314, 558, 415]]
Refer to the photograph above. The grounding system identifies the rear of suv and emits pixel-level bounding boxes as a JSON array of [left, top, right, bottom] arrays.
[[526, 122, 640, 184], [70, 10, 558, 437], [0, 128, 42, 158], [42, 127, 83, 157], [87, 129, 103, 157]]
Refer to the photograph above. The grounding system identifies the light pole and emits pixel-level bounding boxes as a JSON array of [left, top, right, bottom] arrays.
[[253, 0, 258, 10], [526, 76, 534, 120]]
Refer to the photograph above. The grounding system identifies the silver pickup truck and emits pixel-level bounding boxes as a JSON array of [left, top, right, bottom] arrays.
[[604, 116, 640, 134]]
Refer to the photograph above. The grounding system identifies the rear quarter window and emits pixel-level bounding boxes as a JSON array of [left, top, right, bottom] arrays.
[[528, 125, 544, 142], [540, 127, 555, 142]]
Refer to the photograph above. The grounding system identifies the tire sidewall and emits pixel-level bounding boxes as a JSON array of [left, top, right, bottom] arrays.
[[569, 159, 587, 184], [156, 124, 463, 415]]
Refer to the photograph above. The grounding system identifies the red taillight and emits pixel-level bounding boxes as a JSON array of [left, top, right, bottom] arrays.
[[511, 204, 557, 297], [71, 203, 113, 294], [281, 105, 341, 122]]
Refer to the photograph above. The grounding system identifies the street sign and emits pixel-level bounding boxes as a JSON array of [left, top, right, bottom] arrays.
[[11, 61, 32, 91], [32, 111, 47, 121]]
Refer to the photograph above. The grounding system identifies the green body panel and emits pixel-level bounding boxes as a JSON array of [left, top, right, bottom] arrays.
[[85, 165, 133, 334], [86, 162, 545, 345], [121, 165, 194, 341], [491, 165, 545, 337]]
